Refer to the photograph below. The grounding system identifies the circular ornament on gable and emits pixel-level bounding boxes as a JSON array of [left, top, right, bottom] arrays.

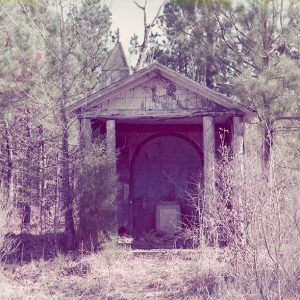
[[166, 83, 176, 97]]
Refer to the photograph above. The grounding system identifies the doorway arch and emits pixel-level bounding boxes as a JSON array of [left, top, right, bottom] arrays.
[[130, 133, 203, 236]]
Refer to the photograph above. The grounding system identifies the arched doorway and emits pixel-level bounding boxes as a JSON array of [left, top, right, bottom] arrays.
[[131, 134, 203, 237]]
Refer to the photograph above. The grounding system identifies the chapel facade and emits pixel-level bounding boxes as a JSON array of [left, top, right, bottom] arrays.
[[69, 42, 254, 241]]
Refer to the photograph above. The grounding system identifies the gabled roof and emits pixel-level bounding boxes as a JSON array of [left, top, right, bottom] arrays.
[[102, 42, 129, 71], [68, 62, 255, 119]]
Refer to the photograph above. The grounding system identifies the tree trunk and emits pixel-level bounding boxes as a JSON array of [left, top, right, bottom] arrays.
[[204, 6, 216, 89], [135, 25, 151, 71], [260, 7, 272, 175], [134, 0, 166, 71], [23, 109, 32, 225], [2, 121, 14, 206], [262, 121, 273, 170], [54, 153, 60, 254], [59, 0, 75, 251], [37, 125, 46, 234]]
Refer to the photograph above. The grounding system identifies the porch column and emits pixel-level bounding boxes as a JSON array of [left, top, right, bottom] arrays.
[[106, 119, 118, 231], [79, 117, 92, 150], [106, 119, 117, 171], [203, 116, 216, 206], [232, 116, 244, 195], [232, 116, 245, 240]]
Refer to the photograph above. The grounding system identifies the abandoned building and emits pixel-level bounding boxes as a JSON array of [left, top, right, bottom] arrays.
[[69, 42, 255, 243]]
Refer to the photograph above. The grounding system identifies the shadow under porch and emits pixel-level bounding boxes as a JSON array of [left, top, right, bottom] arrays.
[[90, 117, 233, 249]]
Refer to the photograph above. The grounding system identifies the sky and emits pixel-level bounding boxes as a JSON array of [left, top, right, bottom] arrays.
[[103, 0, 166, 57]]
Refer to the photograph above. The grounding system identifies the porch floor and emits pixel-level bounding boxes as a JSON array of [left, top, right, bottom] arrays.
[[118, 232, 196, 250]]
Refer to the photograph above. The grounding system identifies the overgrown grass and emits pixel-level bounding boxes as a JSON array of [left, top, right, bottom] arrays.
[[1, 244, 298, 300], [1, 134, 299, 299], [0, 247, 234, 300]]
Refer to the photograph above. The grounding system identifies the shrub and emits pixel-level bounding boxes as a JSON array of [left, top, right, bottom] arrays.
[[181, 137, 300, 299], [0, 199, 18, 261], [76, 142, 118, 250]]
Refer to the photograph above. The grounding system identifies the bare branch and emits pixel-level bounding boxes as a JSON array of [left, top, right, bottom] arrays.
[[133, 0, 146, 11], [134, 0, 166, 71], [134, 0, 147, 26], [150, 0, 167, 26]]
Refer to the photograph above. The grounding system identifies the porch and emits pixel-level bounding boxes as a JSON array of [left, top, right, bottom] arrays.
[[69, 42, 253, 246], [79, 114, 242, 244]]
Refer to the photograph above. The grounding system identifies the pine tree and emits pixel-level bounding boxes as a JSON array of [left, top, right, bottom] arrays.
[[26, 0, 112, 250], [158, 0, 234, 89], [157, 0, 300, 169], [0, 3, 44, 215], [0, 0, 112, 249], [222, 0, 300, 168]]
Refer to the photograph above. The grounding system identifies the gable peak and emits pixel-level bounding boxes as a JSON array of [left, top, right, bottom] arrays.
[[103, 41, 129, 72]]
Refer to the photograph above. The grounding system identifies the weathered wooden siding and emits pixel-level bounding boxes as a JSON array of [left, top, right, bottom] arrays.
[[92, 75, 228, 114]]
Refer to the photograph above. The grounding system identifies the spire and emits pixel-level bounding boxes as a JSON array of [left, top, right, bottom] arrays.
[[103, 40, 129, 72], [116, 28, 120, 43], [102, 40, 130, 88]]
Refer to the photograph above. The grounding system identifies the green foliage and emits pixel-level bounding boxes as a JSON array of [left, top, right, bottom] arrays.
[[0, 0, 112, 115], [157, 0, 300, 168], [0, 0, 113, 240], [158, 0, 233, 87], [129, 34, 139, 56], [66, 0, 112, 96], [76, 143, 118, 247], [228, 0, 300, 165], [0, 3, 38, 116]]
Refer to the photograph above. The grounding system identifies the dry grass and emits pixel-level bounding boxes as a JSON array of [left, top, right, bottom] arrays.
[[0, 247, 240, 300], [1, 236, 299, 300], [1, 136, 299, 300]]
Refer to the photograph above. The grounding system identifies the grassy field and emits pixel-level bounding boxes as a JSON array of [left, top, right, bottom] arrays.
[[0, 246, 246, 300], [1, 240, 300, 300]]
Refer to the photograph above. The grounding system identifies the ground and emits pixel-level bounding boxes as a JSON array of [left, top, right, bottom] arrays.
[[0, 246, 240, 300], [1, 234, 299, 299]]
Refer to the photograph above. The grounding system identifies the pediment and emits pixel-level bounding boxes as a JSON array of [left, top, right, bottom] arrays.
[[69, 63, 255, 120], [93, 75, 227, 114]]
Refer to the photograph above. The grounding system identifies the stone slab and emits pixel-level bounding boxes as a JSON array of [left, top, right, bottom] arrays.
[[156, 202, 181, 234]]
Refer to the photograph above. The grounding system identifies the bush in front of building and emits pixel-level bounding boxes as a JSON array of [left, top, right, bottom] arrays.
[[75, 142, 118, 250]]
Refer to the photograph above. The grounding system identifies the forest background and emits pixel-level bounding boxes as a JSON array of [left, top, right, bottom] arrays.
[[0, 0, 299, 243], [0, 0, 300, 299], [0, 0, 299, 247]]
